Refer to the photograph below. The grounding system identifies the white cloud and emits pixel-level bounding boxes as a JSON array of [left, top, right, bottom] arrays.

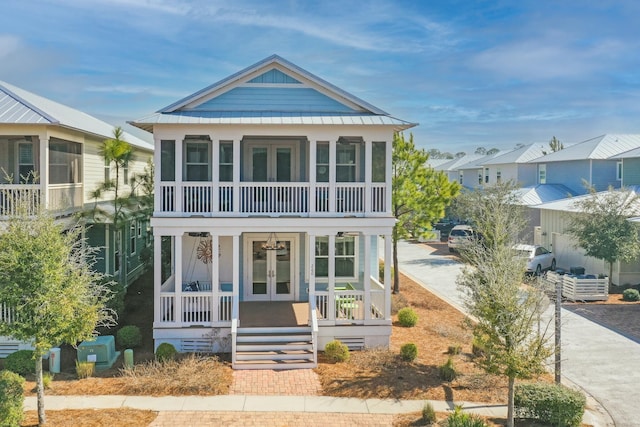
[[0, 35, 21, 59], [85, 84, 186, 98]]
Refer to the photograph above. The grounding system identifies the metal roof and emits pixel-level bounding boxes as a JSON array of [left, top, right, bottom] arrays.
[[482, 143, 545, 165], [511, 184, 573, 206], [130, 55, 416, 132], [534, 187, 640, 213], [611, 145, 640, 159], [528, 134, 640, 163], [0, 81, 153, 151], [457, 152, 502, 170], [433, 154, 484, 172]]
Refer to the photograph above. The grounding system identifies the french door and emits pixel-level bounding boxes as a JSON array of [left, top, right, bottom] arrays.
[[248, 143, 297, 182], [245, 234, 296, 301]]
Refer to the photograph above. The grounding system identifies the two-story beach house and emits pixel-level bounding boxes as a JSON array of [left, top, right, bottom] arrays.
[[0, 81, 154, 356], [130, 55, 416, 369]]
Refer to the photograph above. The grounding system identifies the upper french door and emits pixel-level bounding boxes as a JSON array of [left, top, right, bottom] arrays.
[[246, 142, 297, 182]]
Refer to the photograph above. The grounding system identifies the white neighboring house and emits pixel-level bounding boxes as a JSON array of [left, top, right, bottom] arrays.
[[130, 55, 416, 369], [0, 81, 154, 357]]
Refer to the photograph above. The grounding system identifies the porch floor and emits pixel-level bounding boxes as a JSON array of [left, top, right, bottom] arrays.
[[239, 302, 309, 328]]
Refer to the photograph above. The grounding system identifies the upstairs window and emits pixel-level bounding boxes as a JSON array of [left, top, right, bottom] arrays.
[[316, 142, 329, 182], [219, 142, 233, 182], [130, 221, 136, 255], [336, 143, 357, 182], [184, 140, 210, 181], [49, 140, 82, 184], [496, 169, 502, 183], [372, 141, 386, 182], [617, 161, 623, 181], [484, 168, 489, 184], [538, 164, 546, 184], [17, 142, 35, 183], [459, 170, 463, 184], [160, 140, 175, 181]]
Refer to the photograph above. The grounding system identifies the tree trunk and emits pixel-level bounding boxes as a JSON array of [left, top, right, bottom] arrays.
[[36, 353, 46, 425], [608, 262, 614, 288], [392, 225, 399, 294], [507, 376, 515, 427]]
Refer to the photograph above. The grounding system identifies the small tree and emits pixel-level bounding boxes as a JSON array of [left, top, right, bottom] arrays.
[[566, 186, 640, 287], [392, 133, 460, 293], [456, 182, 553, 427], [0, 200, 115, 425], [542, 136, 564, 155]]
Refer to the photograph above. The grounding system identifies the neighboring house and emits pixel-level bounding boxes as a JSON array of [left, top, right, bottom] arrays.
[[511, 184, 573, 244], [457, 152, 502, 188], [0, 81, 154, 356], [481, 143, 543, 188], [533, 189, 640, 286], [611, 146, 640, 186], [433, 154, 484, 186], [130, 55, 415, 369], [527, 134, 640, 195]]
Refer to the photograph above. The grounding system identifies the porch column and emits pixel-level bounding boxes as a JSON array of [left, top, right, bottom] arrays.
[[175, 137, 184, 213], [363, 233, 372, 321], [232, 140, 241, 214], [384, 234, 392, 320], [39, 136, 49, 209], [211, 234, 220, 322], [364, 139, 372, 215], [307, 234, 316, 314], [153, 233, 162, 324], [329, 140, 336, 213], [211, 138, 220, 214], [232, 233, 240, 321], [309, 140, 316, 214], [385, 139, 392, 214], [153, 135, 162, 213], [328, 234, 336, 321], [175, 234, 183, 325]]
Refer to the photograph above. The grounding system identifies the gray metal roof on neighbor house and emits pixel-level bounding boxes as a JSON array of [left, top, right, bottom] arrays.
[[130, 54, 417, 133], [611, 145, 640, 159], [433, 154, 484, 172], [482, 143, 545, 165], [512, 184, 573, 206], [533, 187, 640, 213], [457, 152, 501, 170], [0, 81, 153, 151], [528, 134, 640, 163]]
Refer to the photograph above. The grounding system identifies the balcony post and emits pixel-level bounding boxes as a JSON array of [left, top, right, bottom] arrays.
[[153, 135, 162, 213], [329, 140, 336, 213], [176, 137, 184, 213], [211, 234, 219, 321], [211, 138, 219, 214], [385, 140, 392, 215], [232, 140, 240, 214], [175, 234, 183, 326], [364, 139, 372, 215], [328, 233, 336, 321], [232, 234, 240, 323], [309, 140, 316, 214], [153, 233, 162, 324], [39, 136, 49, 209], [384, 234, 392, 320], [307, 233, 316, 313]]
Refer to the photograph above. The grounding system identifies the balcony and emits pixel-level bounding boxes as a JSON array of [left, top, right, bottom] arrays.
[[0, 183, 84, 218], [158, 182, 388, 217]]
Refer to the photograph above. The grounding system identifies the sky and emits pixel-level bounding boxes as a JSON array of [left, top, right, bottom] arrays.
[[1, 0, 639, 154]]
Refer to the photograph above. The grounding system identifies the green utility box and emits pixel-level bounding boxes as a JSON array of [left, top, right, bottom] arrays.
[[77, 336, 120, 371]]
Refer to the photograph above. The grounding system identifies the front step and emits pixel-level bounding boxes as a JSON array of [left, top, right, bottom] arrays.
[[234, 326, 316, 370]]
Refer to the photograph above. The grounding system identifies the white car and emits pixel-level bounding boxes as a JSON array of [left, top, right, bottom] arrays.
[[513, 244, 556, 275], [448, 225, 474, 252]]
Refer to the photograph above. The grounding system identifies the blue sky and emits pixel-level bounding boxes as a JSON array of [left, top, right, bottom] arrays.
[[1, 0, 639, 153]]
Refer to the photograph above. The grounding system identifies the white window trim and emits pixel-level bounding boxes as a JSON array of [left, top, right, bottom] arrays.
[[538, 164, 547, 184], [305, 235, 359, 282], [184, 140, 211, 181], [616, 161, 623, 181], [130, 221, 137, 255], [336, 143, 360, 183]]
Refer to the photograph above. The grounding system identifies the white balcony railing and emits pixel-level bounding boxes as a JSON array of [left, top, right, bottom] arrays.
[[158, 182, 387, 216], [158, 291, 234, 326], [0, 185, 41, 216]]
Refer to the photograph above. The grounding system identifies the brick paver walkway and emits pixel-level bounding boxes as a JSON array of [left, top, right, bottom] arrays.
[[149, 411, 393, 426], [230, 369, 322, 395]]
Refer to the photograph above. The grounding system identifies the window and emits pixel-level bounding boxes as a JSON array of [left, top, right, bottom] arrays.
[[484, 168, 489, 184], [314, 235, 356, 279], [130, 221, 136, 255], [538, 164, 546, 184], [49, 140, 81, 184], [123, 160, 129, 185], [219, 142, 233, 182], [137, 220, 143, 238], [316, 142, 329, 182], [160, 140, 175, 181], [104, 158, 110, 182], [372, 141, 386, 182], [114, 230, 121, 273], [617, 161, 623, 181], [496, 169, 502, 183], [17, 142, 35, 183], [184, 141, 210, 181], [336, 144, 356, 182], [478, 171, 483, 185], [458, 170, 463, 184]]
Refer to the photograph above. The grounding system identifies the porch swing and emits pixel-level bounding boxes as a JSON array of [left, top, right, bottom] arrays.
[[183, 232, 213, 292]]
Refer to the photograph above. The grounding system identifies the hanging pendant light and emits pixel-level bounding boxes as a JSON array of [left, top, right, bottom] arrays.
[[262, 232, 285, 250]]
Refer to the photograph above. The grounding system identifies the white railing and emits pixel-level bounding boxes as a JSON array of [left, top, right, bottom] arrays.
[[370, 277, 386, 320], [48, 183, 83, 212], [157, 182, 385, 215], [182, 293, 213, 324], [218, 293, 233, 322], [310, 299, 318, 366], [1, 303, 16, 323], [335, 290, 364, 322], [315, 293, 329, 320], [0, 185, 41, 216], [159, 293, 175, 322]]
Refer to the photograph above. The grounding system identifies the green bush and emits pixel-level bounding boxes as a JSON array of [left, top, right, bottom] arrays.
[[75, 361, 94, 379], [446, 405, 488, 427], [400, 343, 418, 362], [117, 325, 142, 349], [43, 372, 54, 389], [0, 370, 25, 427], [622, 288, 640, 302], [5, 350, 35, 376], [515, 382, 586, 427], [324, 340, 350, 363], [471, 337, 486, 357], [439, 357, 458, 382], [397, 307, 418, 327], [421, 401, 437, 424], [155, 343, 177, 362]]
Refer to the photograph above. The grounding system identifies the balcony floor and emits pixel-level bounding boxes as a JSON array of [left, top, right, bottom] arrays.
[[239, 301, 309, 328]]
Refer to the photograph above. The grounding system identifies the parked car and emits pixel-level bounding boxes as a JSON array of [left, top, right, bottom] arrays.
[[513, 244, 556, 275], [448, 225, 475, 252]]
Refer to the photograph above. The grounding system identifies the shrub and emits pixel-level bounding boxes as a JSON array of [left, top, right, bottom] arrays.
[[43, 372, 54, 389], [0, 370, 25, 427], [75, 361, 95, 379], [421, 401, 437, 424], [397, 307, 418, 327], [155, 343, 177, 362], [391, 292, 408, 314], [622, 288, 640, 302], [446, 405, 488, 427], [324, 340, 350, 363], [5, 350, 35, 376], [447, 344, 462, 355], [471, 337, 486, 357], [117, 325, 142, 349], [400, 343, 418, 362], [515, 382, 586, 427], [439, 357, 458, 382]]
